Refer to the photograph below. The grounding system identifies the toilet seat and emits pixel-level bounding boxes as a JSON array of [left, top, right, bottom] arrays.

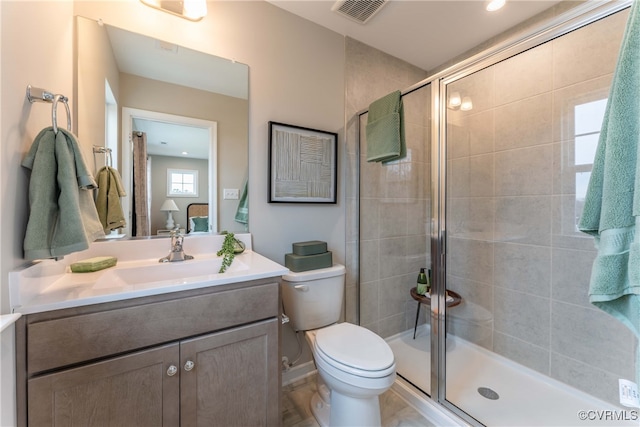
[[313, 323, 395, 378]]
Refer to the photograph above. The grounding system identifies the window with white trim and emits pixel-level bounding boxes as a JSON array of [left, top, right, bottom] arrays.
[[167, 168, 198, 197]]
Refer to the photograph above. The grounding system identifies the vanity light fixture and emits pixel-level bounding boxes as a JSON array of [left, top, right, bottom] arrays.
[[485, 0, 506, 12], [460, 96, 474, 111], [448, 92, 462, 108], [140, 0, 208, 21]]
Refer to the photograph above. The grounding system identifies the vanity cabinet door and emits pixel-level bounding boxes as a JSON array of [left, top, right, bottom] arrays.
[[27, 343, 180, 427], [180, 318, 280, 427]]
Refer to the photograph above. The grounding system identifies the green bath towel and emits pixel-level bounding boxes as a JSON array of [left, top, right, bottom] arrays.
[[366, 90, 405, 163], [22, 127, 105, 260], [96, 166, 127, 233], [578, 1, 640, 386]]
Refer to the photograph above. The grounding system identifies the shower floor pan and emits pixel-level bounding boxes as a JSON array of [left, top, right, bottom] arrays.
[[387, 326, 636, 426]]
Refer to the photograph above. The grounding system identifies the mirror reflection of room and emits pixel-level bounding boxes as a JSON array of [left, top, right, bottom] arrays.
[[75, 16, 249, 237], [126, 110, 214, 236]]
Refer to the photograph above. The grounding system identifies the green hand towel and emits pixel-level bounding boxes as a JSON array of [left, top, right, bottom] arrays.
[[578, 1, 640, 386], [22, 127, 105, 260], [96, 166, 127, 233], [235, 180, 248, 225], [366, 90, 405, 163]]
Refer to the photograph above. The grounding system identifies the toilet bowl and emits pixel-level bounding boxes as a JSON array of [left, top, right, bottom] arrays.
[[280, 264, 396, 426], [306, 324, 396, 426]]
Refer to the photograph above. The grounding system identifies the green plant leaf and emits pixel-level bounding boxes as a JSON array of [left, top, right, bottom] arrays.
[[217, 232, 237, 273]]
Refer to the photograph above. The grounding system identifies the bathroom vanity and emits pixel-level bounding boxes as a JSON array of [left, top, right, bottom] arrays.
[[10, 234, 287, 426]]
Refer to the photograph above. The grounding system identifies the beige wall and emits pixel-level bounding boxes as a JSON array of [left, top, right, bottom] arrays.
[[1, 2, 74, 424], [73, 0, 347, 266], [1, 1, 345, 423], [76, 14, 120, 167], [0, 0, 295, 308], [1, 0, 605, 423]]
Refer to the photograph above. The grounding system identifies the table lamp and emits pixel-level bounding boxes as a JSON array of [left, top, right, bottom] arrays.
[[160, 199, 179, 229]]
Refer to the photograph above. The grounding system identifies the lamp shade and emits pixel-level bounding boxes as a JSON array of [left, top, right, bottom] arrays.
[[160, 199, 179, 212]]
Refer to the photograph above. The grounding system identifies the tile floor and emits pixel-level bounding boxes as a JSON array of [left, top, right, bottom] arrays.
[[282, 373, 434, 427]]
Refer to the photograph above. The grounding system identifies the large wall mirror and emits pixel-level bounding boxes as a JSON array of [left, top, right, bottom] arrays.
[[75, 15, 249, 238]]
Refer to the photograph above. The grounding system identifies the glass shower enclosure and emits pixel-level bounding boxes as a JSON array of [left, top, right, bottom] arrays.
[[357, 2, 638, 425]]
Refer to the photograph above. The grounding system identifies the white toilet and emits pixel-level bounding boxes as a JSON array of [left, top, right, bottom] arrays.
[[281, 264, 396, 427]]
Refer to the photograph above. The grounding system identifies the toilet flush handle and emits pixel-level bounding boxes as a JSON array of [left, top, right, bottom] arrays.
[[294, 284, 309, 292]]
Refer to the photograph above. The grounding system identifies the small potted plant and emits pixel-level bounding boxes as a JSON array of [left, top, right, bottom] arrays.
[[217, 231, 245, 273]]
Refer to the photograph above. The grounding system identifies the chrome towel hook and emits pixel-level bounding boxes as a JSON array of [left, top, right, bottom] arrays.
[[51, 94, 71, 134], [26, 85, 72, 134], [93, 146, 113, 168]]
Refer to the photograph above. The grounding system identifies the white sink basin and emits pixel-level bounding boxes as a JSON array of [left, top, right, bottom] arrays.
[[93, 257, 249, 290]]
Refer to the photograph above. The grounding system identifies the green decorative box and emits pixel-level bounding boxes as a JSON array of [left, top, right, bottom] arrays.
[[285, 251, 332, 272], [292, 240, 328, 256]]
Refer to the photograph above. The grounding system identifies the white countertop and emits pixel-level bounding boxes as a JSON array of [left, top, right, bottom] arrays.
[[0, 313, 21, 332], [10, 233, 289, 315]]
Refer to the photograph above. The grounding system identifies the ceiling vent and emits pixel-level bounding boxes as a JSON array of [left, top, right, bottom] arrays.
[[331, 0, 388, 24]]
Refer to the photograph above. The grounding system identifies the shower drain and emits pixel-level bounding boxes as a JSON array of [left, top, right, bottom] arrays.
[[477, 387, 500, 400]]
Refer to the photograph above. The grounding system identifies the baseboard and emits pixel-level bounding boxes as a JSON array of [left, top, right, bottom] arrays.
[[282, 360, 317, 386], [391, 377, 469, 427]]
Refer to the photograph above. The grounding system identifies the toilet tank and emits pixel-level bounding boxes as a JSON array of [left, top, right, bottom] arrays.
[[280, 264, 345, 331]]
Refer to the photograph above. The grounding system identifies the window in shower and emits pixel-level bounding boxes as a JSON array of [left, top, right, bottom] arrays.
[[574, 98, 607, 230]]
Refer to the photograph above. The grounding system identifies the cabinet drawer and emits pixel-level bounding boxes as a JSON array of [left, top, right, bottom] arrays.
[[27, 282, 278, 375]]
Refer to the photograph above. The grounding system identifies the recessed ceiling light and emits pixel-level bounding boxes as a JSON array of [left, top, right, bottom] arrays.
[[182, 151, 189, 155], [486, 0, 506, 12]]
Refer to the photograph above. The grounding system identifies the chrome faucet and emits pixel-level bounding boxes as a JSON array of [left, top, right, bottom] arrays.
[[159, 228, 194, 263]]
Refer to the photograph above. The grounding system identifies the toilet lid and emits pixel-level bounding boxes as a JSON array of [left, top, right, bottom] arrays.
[[314, 323, 395, 373]]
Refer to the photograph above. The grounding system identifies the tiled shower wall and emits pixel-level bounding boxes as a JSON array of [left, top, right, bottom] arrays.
[[344, 2, 587, 340], [344, 38, 428, 332], [357, 86, 432, 338], [445, 9, 636, 405]]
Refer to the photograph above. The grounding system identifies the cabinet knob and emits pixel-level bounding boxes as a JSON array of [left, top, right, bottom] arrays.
[[184, 360, 195, 371], [167, 365, 178, 376]]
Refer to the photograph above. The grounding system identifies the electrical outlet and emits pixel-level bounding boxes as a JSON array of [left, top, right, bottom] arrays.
[[223, 188, 239, 200], [619, 379, 640, 408]]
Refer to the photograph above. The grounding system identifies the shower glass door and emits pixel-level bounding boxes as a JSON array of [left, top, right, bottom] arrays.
[[358, 83, 433, 396], [443, 7, 637, 426]]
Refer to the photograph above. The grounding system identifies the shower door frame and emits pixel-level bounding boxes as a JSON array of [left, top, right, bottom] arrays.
[[356, 0, 633, 425]]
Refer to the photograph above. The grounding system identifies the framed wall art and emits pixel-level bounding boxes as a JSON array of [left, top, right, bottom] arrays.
[[268, 121, 337, 203]]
